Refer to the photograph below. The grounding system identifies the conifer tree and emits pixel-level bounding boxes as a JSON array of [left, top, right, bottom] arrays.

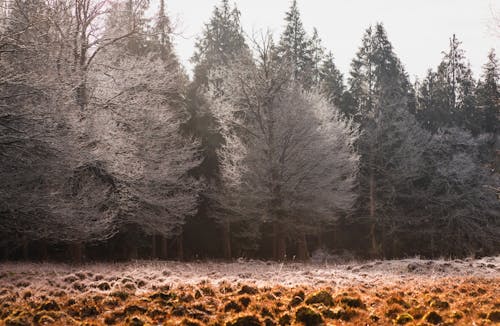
[[277, 0, 315, 88], [348, 23, 428, 255]]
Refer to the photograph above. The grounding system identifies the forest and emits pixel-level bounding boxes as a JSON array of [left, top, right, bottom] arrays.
[[0, 0, 499, 263]]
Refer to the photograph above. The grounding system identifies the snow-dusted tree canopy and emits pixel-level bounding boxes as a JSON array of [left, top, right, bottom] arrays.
[[0, 0, 498, 261]]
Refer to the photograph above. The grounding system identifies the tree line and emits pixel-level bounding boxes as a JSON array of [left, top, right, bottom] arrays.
[[0, 0, 499, 262]]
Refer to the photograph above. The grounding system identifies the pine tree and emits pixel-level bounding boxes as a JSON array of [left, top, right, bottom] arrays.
[[319, 51, 347, 113], [476, 49, 499, 135], [348, 23, 428, 256], [277, 0, 316, 88], [417, 35, 477, 133], [185, 0, 251, 259]]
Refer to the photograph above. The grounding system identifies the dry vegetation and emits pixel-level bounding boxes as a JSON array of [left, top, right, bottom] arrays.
[[0, 257, 499, 325]]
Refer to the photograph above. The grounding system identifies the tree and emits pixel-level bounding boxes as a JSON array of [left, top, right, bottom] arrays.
[[87, 0, 202, 259], [211, 35, 359, 260], [476, 49, 499, 135], [276, 0, 316, 88], [319, 51, 348, 114], [348, 23, 428, 256], [185, 0, 250, 259], [0, 0, 118, 260], [417, 35, 477, 133], [416, 128, 500, 256]]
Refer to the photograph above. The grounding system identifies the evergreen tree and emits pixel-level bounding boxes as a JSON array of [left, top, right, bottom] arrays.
[[319, 51, 348, 113], [348, 23, 428, 256], [476, 49, 500, 135], [277, 0, 315, 88], [185, 0, 251, 259], [417, 35, 477, 133]]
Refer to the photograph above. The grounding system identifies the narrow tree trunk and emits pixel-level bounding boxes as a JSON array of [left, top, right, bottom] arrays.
[[129, 243, 138, 260], [222, 221, 231, 260], [151, 234, 157, 259], [72, 242, 83, 264], [39, 240, 48, 261], [369, 172, 379, 256], [159, 236, 168, 260], [296, 232, 309, 261], [21, 236, 29, 261], [176, 234, 183, 261], [273, 222, 286, 261]]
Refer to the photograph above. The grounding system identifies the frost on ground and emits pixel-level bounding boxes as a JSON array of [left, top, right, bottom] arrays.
[[0, 257, 498, 325]]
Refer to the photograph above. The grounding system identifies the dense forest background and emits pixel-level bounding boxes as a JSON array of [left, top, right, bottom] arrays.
[[0, 0, 499, 262]]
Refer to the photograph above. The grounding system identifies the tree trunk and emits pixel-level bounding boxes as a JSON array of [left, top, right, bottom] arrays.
[[72, 242, 83, 264], [369, 172, 379, 257], [159, 236, 168, 260], [151, 234, 157, 259], [296, 232, 309, 261], [39, 241, 48, 261], [129, 243, 138, 260], [21, 236, 29, 260], [176, 234, 183, 261], [273, 222, 286, 261], [222, 221, 231, 260]]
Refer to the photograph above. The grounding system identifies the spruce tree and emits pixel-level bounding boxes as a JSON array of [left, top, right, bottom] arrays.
[[185, 0, 250, 259], [348, 23, 428, 256], [476, 49, 499, 135], [277, 0, 315, 88]]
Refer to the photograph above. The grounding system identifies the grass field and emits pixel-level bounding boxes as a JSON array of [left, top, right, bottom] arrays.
[[0, 257, 498, 325]]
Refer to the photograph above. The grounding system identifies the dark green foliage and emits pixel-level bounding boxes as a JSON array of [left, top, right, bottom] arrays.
[[295, 307, 323, 326]]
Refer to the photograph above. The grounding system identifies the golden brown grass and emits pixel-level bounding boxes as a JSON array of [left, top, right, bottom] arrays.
[[0, 276, 499, 325]]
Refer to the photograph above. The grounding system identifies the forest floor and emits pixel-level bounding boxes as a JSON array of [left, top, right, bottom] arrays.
[[0, 256, 499, 325]]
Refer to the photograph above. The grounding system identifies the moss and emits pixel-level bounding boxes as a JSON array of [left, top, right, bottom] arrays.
[[387, 296, 410, 309], [238, 285, 259, 295], [295, 307, 323, 326], [224, 300, 242, 313], [261, 307, 273, 318], [226, 315, 261, 326], [450, 310, 464, 319], [305, 290, 334, 306], [264, 317, 276, 326], [323, 306, 356, 321], [487, 310, 500, 322], [182, 319, 202, 326], [393, 312, 414, 325], [124, 305, 147, 315], [4, 311, 32, 326], [127, 316, 145, 326], [239, 296, 251, 308], [33, 310, 63, 323], [80, 304, 99, 318], [278, 313, 292, 326], [339, 296, 364, 308], [110, 291, 129, 301], [429, 299, 449, 310], [424, 311, 443, 324], [149, 291, 174, 301], [39, 300, 60, 311], [97, 282, 111, 291]]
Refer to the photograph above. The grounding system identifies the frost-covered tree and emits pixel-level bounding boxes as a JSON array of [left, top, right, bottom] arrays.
[[476, 50, 499, 135], [319, 51, 347, 114], [276, 0, 316, 89], [87, 0, 202, 259], [211, 36, 359, 260], [413, 128, 500, 256], [0, 0, 119, 259], [417, 35, 477, 133], [348, 23, 429, 255]]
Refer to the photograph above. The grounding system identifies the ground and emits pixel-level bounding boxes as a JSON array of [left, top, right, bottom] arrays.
[[0, 257, 499, 325]]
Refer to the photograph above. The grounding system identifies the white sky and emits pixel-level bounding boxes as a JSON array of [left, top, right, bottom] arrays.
[[155, 0, 499, 81]]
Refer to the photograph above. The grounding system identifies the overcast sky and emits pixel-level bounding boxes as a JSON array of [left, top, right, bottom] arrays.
[[157, 0, 499, 81]]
